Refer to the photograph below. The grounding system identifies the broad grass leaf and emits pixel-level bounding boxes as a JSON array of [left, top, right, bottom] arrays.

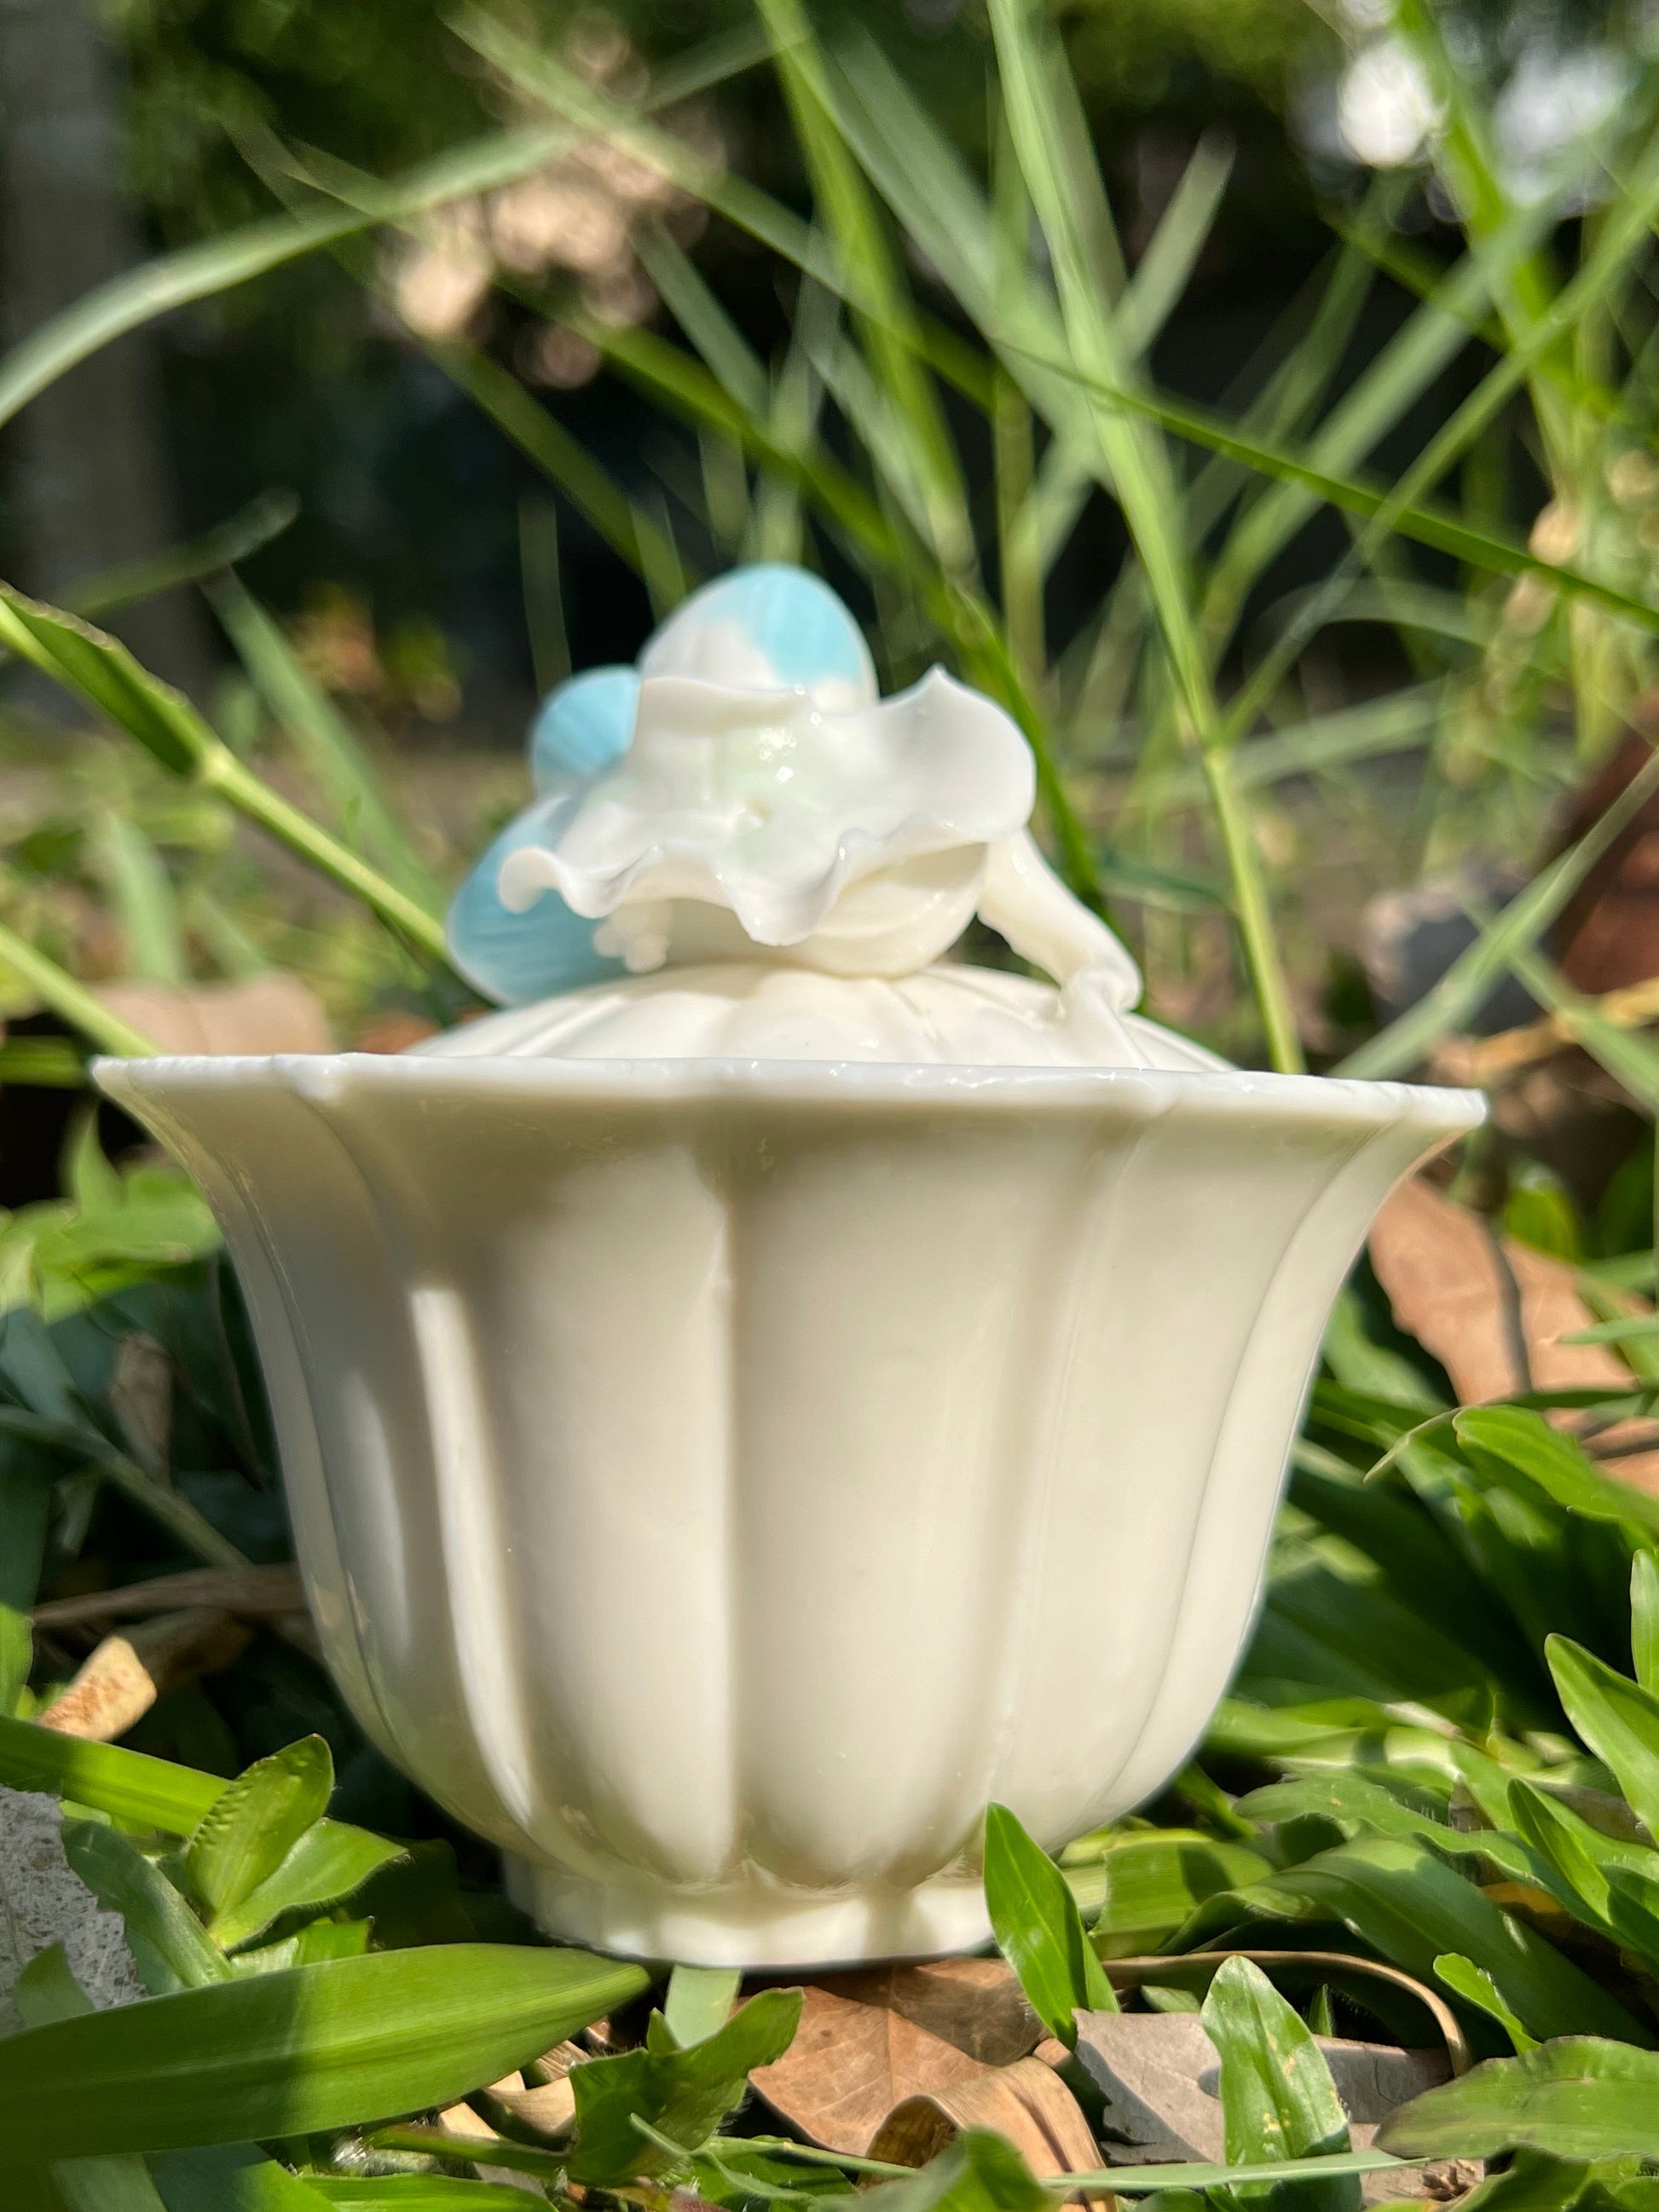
[[50, 2158, 172, 2211], [568, 1987, 802, 2183], [662, 1964, 742, 2050], [1094, 1835, 1274, 1956], [1634, 1553, 1659, 1697], [1546, 1637, 1659, 1839], [1286, 1458, 1547, 1712], [1378, 2040, 1659, 2162], [1457, 1411, 1659, 1540], [0, 1600, 32, 1714], [184, 1738, 333, 1927], [14, 1942, 95, 2028], [1199, 1956, 1356, 2212], [147, 2145, 327, 2209], [984, 1804, 1117, 2047], [300, 2184, 529, 2208], [0, 1715, 221, 1832], [1433, 1955, 1537, 2055], [209, 1821, 404, 1954], [1175, 1838, 1651, 2047], [61, 1822, 229, 1995], [231, 1918, 373, 1975], [0, 591, 209, 777], [0, 1945, 647, 2161], [1235, 1775, 1541, 1887], [9, 1969, 177, 2212], [853, 2128, 1049, 2212]]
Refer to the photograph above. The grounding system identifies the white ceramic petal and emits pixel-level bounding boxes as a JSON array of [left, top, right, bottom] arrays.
[[495, 668, 1034, 976], [99, 1050, 1481, 1967]]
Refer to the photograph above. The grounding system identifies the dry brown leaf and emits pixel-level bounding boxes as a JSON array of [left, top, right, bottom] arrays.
[[831, 1959, 1042, 2067], [108, 1333, 172, 1476], [1369, 1176, 1659, 1490], [91, 973, 332, 1056], [37, 1608, 250, 1739], [749, 1984, 999, 2155], [32, 1562, 304, 1630], [867, 2055, 1100, 2181]]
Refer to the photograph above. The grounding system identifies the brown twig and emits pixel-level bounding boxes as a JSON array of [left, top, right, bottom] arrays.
[[31, 1562, 303, 1629], [1436, 973, 1659, 1089], [1101, 1949, 1471, 2076]]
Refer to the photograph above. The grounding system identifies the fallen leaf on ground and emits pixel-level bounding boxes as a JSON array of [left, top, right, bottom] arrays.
[[830, 1960, 1043, 2067], [91, 973, 332, 1055], [1369, 1176, 1659, 1489], [37, 1608, 251, 1739], [868, 2053, 1100, 2178], [108, 1332, 171, 1475], [750, 1984, 992, 2155]]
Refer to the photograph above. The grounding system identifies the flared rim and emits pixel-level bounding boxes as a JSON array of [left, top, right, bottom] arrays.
[[95, 1049, 1486, 1134]]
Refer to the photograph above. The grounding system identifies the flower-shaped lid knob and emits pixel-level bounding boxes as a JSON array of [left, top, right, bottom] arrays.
[[447, 564, 1143, 1014]]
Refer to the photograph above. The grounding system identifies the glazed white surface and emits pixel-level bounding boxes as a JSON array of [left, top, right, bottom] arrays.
[[100, 1051, 1481, 1965], [417, 961, 1228, 1071]]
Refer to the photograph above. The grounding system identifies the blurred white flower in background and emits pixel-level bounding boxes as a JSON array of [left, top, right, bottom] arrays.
[[1492, 41, 1629, 202], [1336, 37, 1442, 167], [385, 13, 719, 381]]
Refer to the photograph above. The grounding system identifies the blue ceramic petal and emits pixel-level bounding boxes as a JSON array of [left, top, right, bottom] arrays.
[[639, 565, 876, 700], [451, 565, 875, 1008], [529, 666, 639, 791], [446, 793, 624, 1008]]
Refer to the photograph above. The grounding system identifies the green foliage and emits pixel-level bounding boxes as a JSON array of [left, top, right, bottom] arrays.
[[1379, 2041, 1659, 2163], [568, 1990, 803, 2183], [1199, 1958, 1356, 2212], [984, 1799, 1118, 2045], [0, 1946, 646, 2163]]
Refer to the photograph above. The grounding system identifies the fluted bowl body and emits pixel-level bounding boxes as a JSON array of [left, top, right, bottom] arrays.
[[99, 1053, 1479, 1965]]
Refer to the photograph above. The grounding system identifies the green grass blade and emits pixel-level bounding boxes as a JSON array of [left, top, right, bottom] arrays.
[[1338, 739, 1659, 1077], [662, 1965, 742, 2050], [984, 1801, 1117, 2046], [755, 0, 974, 577], [0, 1712, 225, 1830], [0, 26, 766, 433], [1200, 1956, 1356, 2212], [205, 574, 439, 907], [0, 904, 157, 1057], [1118, 134, 1234, 361], [986, 0, 1299, 1070], [67, 493, 299, 623], [423, 337, 691, 593], [0, 1948, 649, 2161], [0, 587, 449, 968], [89, 814, 188, 988], [633, 221, 768, 413]]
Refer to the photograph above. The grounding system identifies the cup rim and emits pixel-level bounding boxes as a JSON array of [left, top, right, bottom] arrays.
[[95, 1049, 1487, 1135]]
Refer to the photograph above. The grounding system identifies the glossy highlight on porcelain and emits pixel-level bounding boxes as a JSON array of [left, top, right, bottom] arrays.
[[98, 565, 1484, 1967]]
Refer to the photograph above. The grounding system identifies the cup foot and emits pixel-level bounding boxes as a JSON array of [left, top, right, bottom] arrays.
[[505, 1857, 992, 1967]]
